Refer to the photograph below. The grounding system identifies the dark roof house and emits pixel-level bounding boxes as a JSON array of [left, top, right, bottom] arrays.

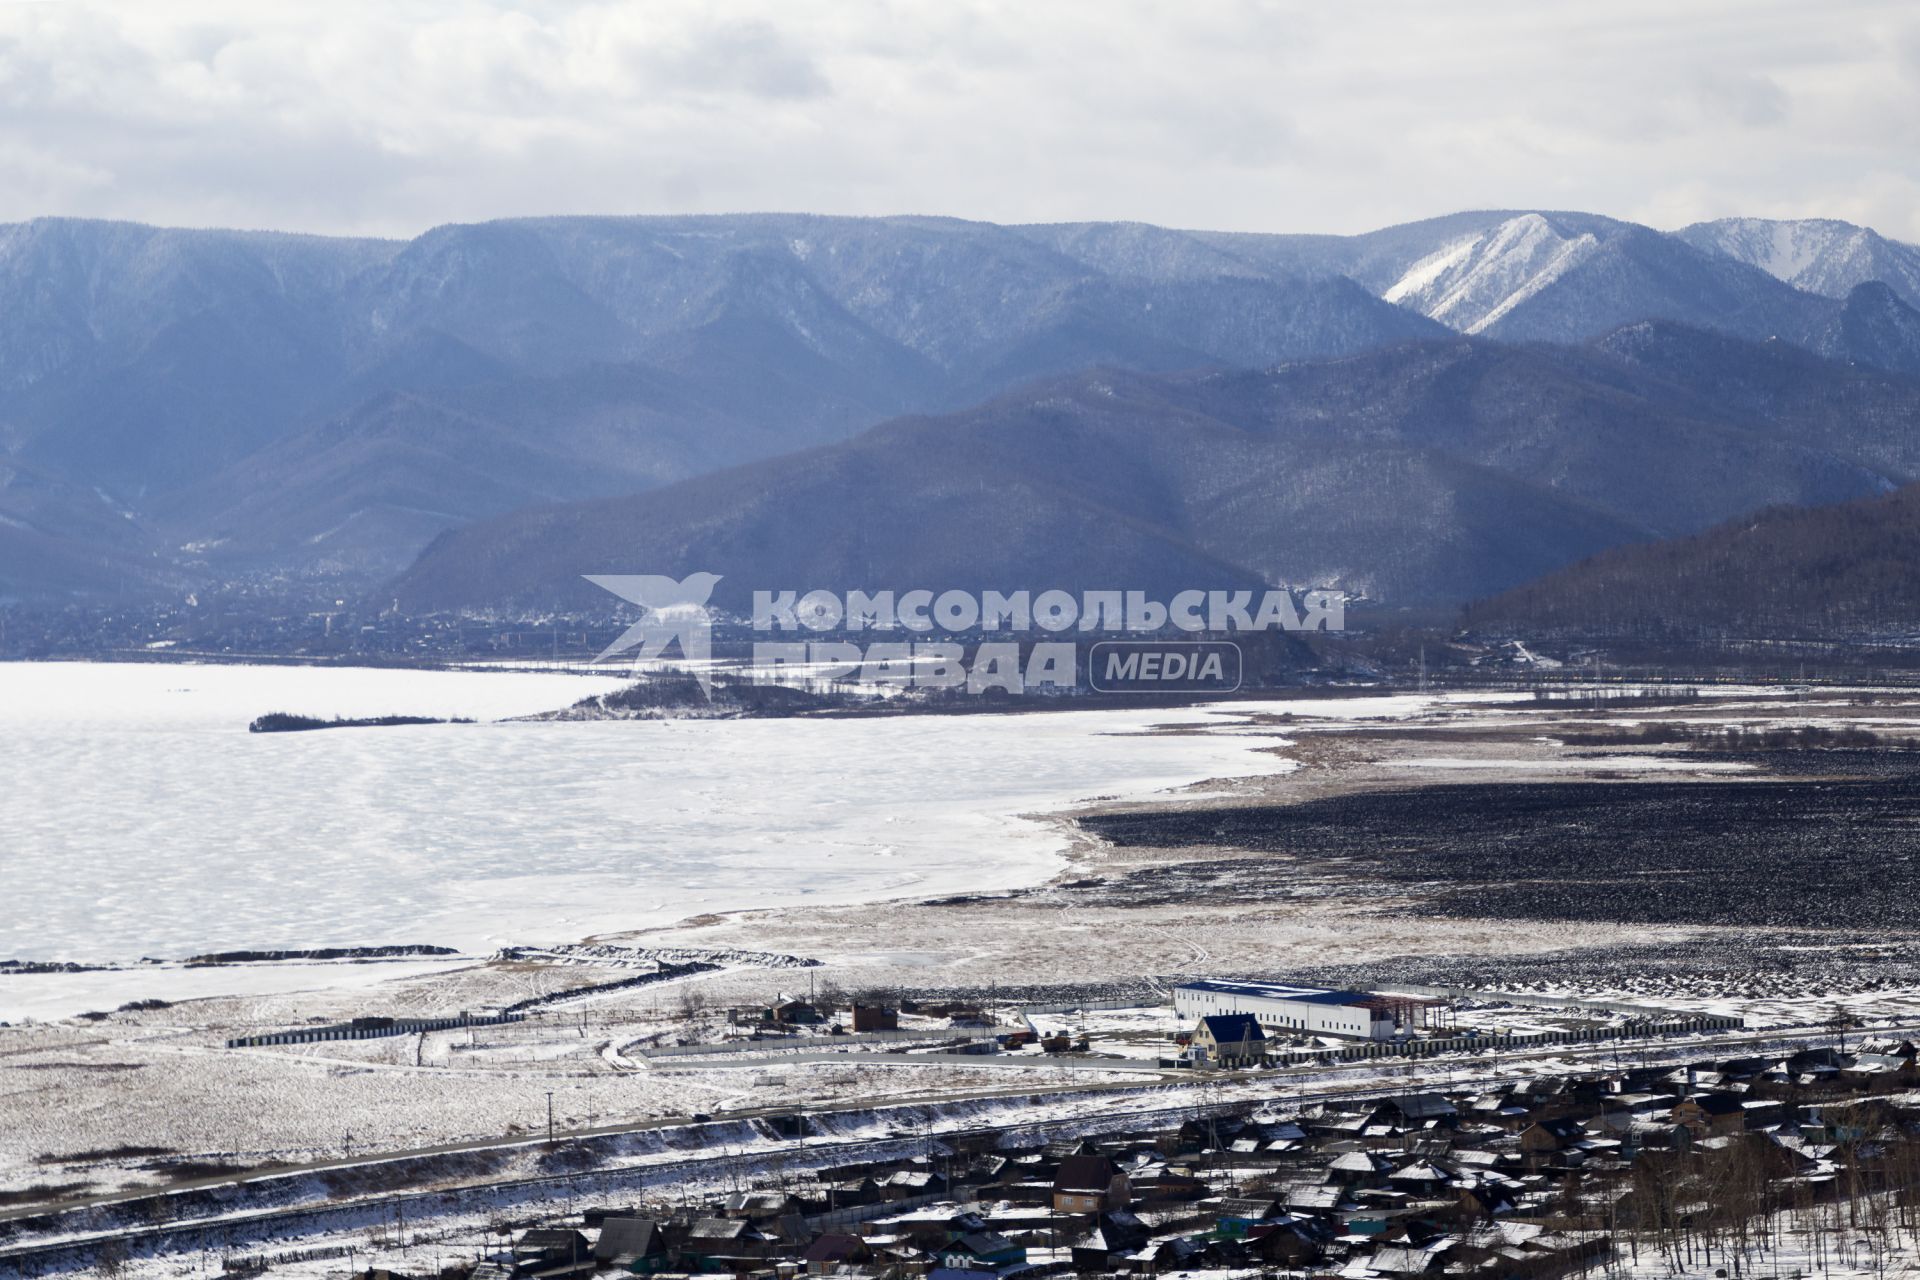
[[593, 1218, 666, 1269]]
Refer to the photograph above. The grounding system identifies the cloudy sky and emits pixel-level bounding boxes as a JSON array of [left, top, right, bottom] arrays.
[[1, 0, 1917, 241]]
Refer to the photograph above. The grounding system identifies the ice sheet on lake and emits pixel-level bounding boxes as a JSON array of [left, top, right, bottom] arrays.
[[1, 664, 1295, 990]]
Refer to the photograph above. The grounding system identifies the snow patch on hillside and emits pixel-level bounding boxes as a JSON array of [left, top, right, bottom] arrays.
[[1696, 217, 1865, 289], [1683, 216, 1920, 306], [1382, 214, 1600, 334]]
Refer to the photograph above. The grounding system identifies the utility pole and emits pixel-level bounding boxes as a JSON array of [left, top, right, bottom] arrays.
[[546, 1090, 555, 1145]]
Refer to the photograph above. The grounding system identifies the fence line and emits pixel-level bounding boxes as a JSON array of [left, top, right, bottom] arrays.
[[800, 1189, 965, 1231], [649, 1048, 1168, 1074], [1019, 998, 1159, 1018], [1257, 1014, 1745, 1067], [225, 1010, 523, 1049], [1378, 982, 1732, 1022], [634, 1027, 1014, 1060]]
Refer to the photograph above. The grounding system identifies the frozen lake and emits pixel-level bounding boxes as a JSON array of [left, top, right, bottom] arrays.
[[0, 662, 1295, 979]]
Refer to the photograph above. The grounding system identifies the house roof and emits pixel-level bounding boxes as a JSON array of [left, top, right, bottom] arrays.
[[950, 1231, 1018, 1256], [688, 1217, 750, 1241], [1219, 1195, 1281, 1217], [725, 1190, 791, 1212], [1199, 1013, 1267, 1044], [1853, 1054, 1909, 1072], [1392, 1094, 1458, 1119], [1076, 1227, 1118, 1253], [515, 1229, 588, 1256], [1329, 1151, 1385, 1173], [593, 1218, 662, 1264], [1373, 1244, 1448, 1274], [1054, 1153, 1120, 1193], [1283, 1185, 1345, 1209], [803, 1233, 868, 1264], [1389, 1162, 1450, 1183], [1178, 979, 1379, 1007], [1530, 1118, 1585, 1138]]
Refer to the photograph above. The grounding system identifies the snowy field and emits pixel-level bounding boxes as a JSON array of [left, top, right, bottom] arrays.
[[0, 662, 1304, 1016]]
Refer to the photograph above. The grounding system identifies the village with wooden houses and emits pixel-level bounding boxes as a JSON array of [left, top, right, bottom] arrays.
[[16, 971, 1920, 1280], [355, 997, 1920, 1280]]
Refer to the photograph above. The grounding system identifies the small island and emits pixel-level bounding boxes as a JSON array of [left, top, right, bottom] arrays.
[[248, 712, 472, 733]]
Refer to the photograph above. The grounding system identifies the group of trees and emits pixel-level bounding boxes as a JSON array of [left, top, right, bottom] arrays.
[[1605, 1121, 1920, 1279]]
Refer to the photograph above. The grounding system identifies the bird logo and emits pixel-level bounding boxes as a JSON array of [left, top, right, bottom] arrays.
[[583, 572, 724, 695]]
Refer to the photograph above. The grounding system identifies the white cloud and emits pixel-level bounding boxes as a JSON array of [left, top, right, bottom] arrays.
[[0, 0, 1914, 240]]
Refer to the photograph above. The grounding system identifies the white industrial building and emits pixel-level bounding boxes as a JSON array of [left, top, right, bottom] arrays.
[[1174, 979, 1401, 1041]]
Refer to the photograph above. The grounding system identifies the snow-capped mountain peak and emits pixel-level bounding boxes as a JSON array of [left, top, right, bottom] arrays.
[[1383, 213, 1600, 334], [1679, 216, 1920, 309]]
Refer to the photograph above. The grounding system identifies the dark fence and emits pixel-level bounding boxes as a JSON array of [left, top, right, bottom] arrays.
[[1263, 1013, 1745, 1066], [498, 961, 718, 1013], [225, 1009, 523, 1048]]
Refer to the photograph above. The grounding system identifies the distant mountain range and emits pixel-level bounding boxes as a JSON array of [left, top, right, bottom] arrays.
[[392, 322, 1920, 613], [5, 208, 1920, 608], [1678, 217, 1920, 307], [1465, 480, 1920, 642]]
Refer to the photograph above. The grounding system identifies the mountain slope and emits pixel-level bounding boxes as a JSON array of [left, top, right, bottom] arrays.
[[1679, 217, 1920, 311], [1372, 213, 1831, 344], [1381, 212, 1607, 332], [1808, 282, 1920, 378], [1048, 208, 1819, 344], [9, 208, 1920, 601], [387, 362, 1647, 615], [0, 458, 180, 600], [0, 219, 395, 494], [1465, 482, 1920, 640], [389, 326, 1920, 614], [0, 214, 1449, 595]]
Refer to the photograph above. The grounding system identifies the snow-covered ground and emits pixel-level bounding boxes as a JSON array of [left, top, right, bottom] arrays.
[[0, 956, 476, 1024], [0, 662, 1305, 1016], [1251, 691, 1524, 722]]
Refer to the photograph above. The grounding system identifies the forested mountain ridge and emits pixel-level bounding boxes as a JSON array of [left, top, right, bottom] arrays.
[[390, 322, 1920, 613], [1464, 482, 1920, 641], [6, 209, 1920, 605]]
